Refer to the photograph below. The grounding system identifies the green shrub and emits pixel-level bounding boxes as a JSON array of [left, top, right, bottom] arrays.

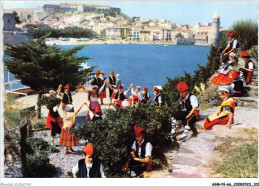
[[33, 122, 45, 129], [247, 46, 258, 61], [74, 103, 172, 177], [213, 144, 258, 177], [26, 153, 56, 178], [230, 19, 258, 51], [25, 138, 58, 177]]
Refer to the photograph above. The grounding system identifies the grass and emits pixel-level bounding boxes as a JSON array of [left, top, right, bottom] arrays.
[[211, 128, 258, 178]]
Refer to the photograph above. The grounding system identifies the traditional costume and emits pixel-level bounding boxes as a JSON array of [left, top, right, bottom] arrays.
[[204, 86, 235, 130], [108, 71, 116, 99], [231, 70, 244, 97], [153, 87, 162, 106], [62, 84, 73, 108], [59, 104, 79, 147], [100, 72, 107, 99], [240, 51, 255, 84], [72, 143, 106, 178], [127, 125, 153, 177], [171, 82, 199, 141], [141, 87, 150, 104]]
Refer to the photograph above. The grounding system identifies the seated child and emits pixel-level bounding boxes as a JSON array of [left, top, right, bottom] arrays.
[[171, 82, 199, 141], [124, 124, 153, 177], [230, 70, 244, 97], [204, 86, 235, 130], [72, 143, 106, 178]]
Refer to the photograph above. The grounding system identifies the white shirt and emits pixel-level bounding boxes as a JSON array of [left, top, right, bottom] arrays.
[[131, 88, 143, 101], [72, 160, 106, 178], [153, 94, 162, 104], [185, 93, 199, 108], [247, 60, 254, 70], [227, 38, 238, 49], [131, 139, 153, 158]]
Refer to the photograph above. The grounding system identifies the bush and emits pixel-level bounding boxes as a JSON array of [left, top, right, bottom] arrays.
[[74, 103, 172, 177], [33, 122, 45, 129], [25, 138, 58, 177], [247, 46, 258, 61], [230, 19, 258, 51]]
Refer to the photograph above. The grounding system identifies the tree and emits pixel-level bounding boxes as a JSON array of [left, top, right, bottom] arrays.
[[13, 11, 22, 25], [230, 19, 258, 51], [4, 33, 95, 118]]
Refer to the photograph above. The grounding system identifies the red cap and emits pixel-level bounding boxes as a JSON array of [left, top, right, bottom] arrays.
[[118, 84, 123, 89], [144, 87, 148, 91], [227, 31, 234, 37], [240, 51, 250, 58], [232, 70, 240, 80], [154, 87, 159, 91], [83, 143, 94, 156], [95, 70, 100, 74], [134, 124, 145, 135], [110, 70, 114, 75], [177, 82, 189, 93], [64, 84, 69, 89]]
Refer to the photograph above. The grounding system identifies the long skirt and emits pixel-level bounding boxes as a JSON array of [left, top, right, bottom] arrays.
[[211, 72, 233, 86], [59, 126, 79, 146], [100, 90, 107, 98], [203, 116, 229, 130]]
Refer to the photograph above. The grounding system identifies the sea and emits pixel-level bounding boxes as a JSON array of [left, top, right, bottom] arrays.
[[4, 44, 210, 93]]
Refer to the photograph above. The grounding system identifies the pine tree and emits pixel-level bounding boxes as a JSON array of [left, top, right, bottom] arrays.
[[4, 33, 94, 118]]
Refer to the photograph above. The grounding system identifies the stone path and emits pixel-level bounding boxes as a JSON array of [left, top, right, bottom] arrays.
[[165, 106, 258, 178]]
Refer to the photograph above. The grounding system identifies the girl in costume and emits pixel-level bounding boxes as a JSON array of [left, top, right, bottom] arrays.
[[99, 71, 107, 105], [86, 80, 107, 120], [204, 86, 235, 130], [59, 103, 86, 154], [212, 52, 237, 86]]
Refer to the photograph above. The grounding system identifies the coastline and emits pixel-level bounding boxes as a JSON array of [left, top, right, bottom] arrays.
[[45, 39, 178, 46], [46, 39, 211, 46]]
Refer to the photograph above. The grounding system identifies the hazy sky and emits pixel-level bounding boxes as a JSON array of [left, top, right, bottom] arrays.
[[2, 0, 258, 28]]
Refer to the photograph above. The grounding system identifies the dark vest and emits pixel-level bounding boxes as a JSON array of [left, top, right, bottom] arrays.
[[62, 92, 72, 104], [92, 77, 102, 88], [78, 159, 102, 178], [109, 76, 116, 85], [144, 92, 150, 101], [245, 59, 255, 70], [181, 93, 198, 112], [227, 39, 239, 51], [154, 94, 161, 103], [134, 139, 148, 158], [233, 80, 244, 92], [116, 91, 126, 101], [49, 107, 59, 118]]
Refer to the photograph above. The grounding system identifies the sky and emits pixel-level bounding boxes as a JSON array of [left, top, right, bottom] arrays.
[[1, 0, 259, 28]]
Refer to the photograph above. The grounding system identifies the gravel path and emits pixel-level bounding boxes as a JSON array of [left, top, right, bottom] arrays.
[[31, 122, 88, 178]]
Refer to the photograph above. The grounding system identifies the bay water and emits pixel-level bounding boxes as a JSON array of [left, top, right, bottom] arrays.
[[4, 44, 210, 93]]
